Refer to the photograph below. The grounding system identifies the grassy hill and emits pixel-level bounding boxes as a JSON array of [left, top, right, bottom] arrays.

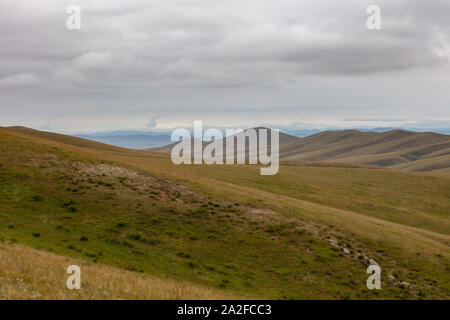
[[149, 138, 209, 154], [149, 128, 450, 172], [279, 129, 450, 172], [146, 127, 299, 157], [0, 126, 449, 299]]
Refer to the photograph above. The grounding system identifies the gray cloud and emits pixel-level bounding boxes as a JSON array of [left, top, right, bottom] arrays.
[[0, 0, 449, 132], [147, 116, 161, 128], [0, 73, 41, 88]]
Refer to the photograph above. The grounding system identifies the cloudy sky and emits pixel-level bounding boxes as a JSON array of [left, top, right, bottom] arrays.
[[1, 0, 449, 133]]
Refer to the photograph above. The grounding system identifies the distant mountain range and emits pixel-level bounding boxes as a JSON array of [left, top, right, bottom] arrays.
[[76, 133, 172, 149], [74, 127, 450, 149]]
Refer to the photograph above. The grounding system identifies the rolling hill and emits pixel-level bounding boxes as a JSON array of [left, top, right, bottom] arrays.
[[148, 128, 450, 172], [0, 126, 449, 299], [149, 138, 209, 154], [147, 128, 299, 155], [279, 129, 450, 172]]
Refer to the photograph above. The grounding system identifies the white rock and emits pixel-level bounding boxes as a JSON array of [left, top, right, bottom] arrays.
[[329, 239, 339, 248], [343, 248, 350, 254]]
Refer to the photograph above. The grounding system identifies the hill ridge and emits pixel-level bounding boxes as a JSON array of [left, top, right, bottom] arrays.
[[146, 127, 450, 172]]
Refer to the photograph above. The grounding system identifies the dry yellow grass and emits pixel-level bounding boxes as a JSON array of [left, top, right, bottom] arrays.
[[0, 243, 244, 300]]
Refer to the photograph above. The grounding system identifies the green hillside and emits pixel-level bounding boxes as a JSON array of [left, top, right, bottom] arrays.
[[0, 127, 449, 299]]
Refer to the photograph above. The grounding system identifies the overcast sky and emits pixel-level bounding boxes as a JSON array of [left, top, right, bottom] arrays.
[[1, 0, 449, 133]]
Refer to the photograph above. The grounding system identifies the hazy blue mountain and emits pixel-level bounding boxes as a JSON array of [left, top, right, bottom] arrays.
[[77, 133, 171, 149]]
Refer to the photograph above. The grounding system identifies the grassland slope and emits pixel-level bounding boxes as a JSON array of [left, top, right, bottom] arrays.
[[0, 127, 449, 299]]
